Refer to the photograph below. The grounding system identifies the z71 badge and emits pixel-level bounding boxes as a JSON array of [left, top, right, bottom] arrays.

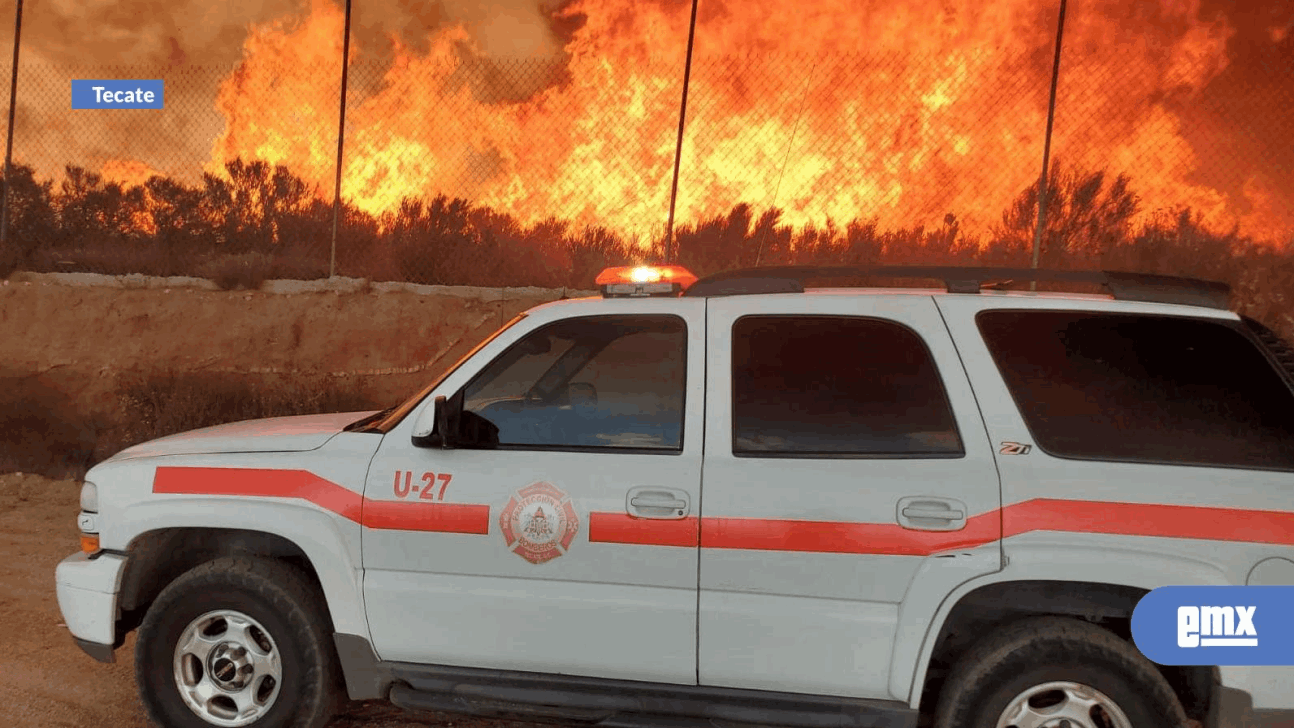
[[500, 482, 580, 565]]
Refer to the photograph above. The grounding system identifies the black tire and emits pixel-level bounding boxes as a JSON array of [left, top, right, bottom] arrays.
[[134, 556, 344, 728], [933, 616, 1189, 728]]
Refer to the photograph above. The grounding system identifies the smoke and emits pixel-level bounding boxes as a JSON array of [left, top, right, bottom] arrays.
[[1, 0, 305, 184], [346, 0, 570, 104]]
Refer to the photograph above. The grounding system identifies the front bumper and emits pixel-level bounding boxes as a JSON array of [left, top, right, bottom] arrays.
[[54, 551, 127, 663]]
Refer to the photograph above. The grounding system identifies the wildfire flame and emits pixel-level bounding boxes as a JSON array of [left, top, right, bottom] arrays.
[[199, 0, 1288, 244], [101, 159, 159, 189]]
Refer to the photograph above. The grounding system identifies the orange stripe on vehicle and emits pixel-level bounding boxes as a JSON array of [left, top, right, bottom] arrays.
[[696, 511, 1001, 556], [587, 512, 998, 554], [1003, 498, 1294, 546], [154, 467, 364, 523], [152, 467, 491, 535], [591, 499, 1294, 555], [154, 468, 1294, 551], [588, 513, 700, 547], [362, 501, 491, 535]]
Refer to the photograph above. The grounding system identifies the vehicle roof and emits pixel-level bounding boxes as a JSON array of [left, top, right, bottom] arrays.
[[525, 288, 1241, 321]]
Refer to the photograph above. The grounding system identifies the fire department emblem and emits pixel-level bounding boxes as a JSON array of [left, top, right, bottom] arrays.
[[500, 482, 580, 565]]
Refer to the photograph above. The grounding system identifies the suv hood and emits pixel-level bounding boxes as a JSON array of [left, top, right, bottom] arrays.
[[108, 411, 380, 461]]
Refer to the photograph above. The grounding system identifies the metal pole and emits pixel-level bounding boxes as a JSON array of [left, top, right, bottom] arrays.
[[1030, 0, 1067, 287], [757, 60, 818, 266], [328, 0, 353, 278], [664, 0, 700, 264], [0, 0, 24, 251]]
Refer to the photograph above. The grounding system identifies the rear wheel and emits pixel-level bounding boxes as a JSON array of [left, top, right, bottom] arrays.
[[933, 616, 1189, 728], [135, 556, 343, 728]]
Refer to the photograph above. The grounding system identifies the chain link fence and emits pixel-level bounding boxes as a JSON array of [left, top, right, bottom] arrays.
[[0, 1, 1290, 320]]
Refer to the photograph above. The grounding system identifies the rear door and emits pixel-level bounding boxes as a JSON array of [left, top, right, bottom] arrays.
[[697, 293, 1002, 699], [362, 298, 706, 685]]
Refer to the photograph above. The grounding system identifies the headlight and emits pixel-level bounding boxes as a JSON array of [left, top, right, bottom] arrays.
[[80, 481, 98, 513]]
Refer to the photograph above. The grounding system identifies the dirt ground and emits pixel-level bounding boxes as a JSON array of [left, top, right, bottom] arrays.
[[0, 471, 556, 728]]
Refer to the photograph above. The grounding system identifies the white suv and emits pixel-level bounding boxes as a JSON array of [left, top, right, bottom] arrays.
[[55, 265, 1294, 728]]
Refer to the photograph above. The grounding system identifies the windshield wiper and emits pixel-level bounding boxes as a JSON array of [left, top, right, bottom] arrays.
[[343, 405, 396, 433]]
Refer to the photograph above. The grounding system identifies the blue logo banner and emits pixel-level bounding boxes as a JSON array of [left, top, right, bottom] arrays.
[[1131, 585, 1294, 665], [71, 80, 164, 109]]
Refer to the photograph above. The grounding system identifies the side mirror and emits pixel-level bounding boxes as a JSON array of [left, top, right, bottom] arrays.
[[412, 395, 456, 449]]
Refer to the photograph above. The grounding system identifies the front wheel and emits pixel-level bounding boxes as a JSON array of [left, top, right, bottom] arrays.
[[933, 616, 1190, 728], [134, 556, 343, 728]]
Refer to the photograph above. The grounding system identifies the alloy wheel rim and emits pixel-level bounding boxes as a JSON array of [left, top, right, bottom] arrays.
[[172, 609, 283, 727], [995, 680, 1134, 728]]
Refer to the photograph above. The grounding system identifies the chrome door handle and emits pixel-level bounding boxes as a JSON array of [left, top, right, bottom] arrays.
[[901, 506, 965, 521], [630, 496, 688, 510], [897, 496, 969, 532], [626, 486, 690, 520]]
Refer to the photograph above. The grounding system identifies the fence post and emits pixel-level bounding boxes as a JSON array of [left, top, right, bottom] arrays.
[[328, 0, 354, 279], [664, 0, 699, 265], [1030, 0, 1068, 287], [0, 0, 24, 254]]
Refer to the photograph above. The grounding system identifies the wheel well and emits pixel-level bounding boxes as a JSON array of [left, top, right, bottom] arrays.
[[916, 580, 1215, 722], [115, 528, 332, 644]]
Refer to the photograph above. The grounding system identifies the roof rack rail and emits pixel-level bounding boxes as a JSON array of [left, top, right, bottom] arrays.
[[681, 265, 1232, 310]]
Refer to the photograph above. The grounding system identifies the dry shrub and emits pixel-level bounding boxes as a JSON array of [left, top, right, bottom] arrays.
[[0, 244, 18, 278], [100, 370, 385, 461], [38, 245, 179, 277], [0, 372, 99, 479], [198, 252, 275, 290], [0, 369, 386, 479], [270, 254, 330, 281]]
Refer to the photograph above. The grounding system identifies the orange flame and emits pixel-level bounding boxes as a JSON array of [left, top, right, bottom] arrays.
[[100, 159, 159, 189], [202, 0, 1288, 246]]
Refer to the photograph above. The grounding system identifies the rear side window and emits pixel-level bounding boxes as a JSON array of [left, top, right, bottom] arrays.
[[731, 315, 964, 457], [977, 311, 1294, 471]]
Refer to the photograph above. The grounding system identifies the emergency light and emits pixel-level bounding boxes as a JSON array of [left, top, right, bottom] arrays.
[[595, 265, 698, 297]]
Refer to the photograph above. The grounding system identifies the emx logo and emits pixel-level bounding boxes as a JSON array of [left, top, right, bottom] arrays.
[[1132, 586, 1294, 665], [1177, 605, 1257, 648]]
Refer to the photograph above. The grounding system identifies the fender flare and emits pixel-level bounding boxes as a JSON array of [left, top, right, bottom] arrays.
[[889, 543, 1231, 707], [116, 498, 370, 639]]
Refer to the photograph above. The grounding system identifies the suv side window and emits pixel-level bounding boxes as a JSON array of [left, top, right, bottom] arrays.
[[460, 314, 686, 451], [977, 310, 1294, 471], [731, 315, 964, 457]]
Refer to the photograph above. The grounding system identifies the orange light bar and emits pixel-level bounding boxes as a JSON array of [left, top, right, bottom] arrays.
[[595, 265, 698, 290], [80, 533, 100, 554]]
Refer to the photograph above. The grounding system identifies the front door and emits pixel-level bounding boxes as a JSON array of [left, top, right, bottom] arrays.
[[362, 298, 706, 685]]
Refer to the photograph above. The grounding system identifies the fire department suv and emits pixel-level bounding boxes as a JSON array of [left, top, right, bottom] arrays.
[[55, 265, 1294, 728]]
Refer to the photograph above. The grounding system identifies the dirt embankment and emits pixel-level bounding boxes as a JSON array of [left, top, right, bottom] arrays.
[[0, 276, 569, 416]]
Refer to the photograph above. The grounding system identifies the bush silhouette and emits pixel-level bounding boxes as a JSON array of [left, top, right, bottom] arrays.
[[0, 155, 1290, 341]]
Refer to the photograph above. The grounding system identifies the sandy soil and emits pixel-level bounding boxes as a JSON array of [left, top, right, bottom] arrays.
[[0, 471, 554, 728]]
